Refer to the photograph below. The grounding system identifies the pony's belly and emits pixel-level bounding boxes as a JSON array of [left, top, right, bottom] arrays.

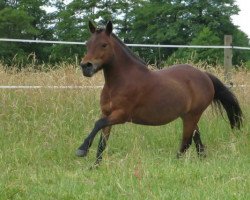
[[129, 92, 188, 126], [130, 116, 177, 126], [130, 108, 182, 126]]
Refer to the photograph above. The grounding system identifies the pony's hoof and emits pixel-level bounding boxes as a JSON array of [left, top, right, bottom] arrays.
[[176, 152, 183, 159], [198, 152, 206, 158], [89, 162, 100, 170], [75, 149, 87, 157]]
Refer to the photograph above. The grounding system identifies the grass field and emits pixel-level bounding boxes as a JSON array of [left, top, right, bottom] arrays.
[[0, 65, 249, 199]]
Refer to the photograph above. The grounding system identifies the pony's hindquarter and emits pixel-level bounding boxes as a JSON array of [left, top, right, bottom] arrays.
[[206, 72, 243, 129]]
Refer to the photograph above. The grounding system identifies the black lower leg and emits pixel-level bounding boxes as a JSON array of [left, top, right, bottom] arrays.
[[95, 135, 108, 164], [193, 130, 205, 157], [177, 136, 192, 158], [76, 118, 108, 157]]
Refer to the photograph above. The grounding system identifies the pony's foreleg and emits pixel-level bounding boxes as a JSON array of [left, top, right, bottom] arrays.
[[95, 126, 112, 164], [76, 109, 126, 158], [76, 118, 109, 157]]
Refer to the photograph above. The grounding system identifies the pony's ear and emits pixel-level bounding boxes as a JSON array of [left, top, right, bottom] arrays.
[[105, 21, 113, 36], [89, 21, 96, 33]]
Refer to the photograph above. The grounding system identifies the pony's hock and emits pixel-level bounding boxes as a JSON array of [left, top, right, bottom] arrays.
[[76, 20, 243, 165]]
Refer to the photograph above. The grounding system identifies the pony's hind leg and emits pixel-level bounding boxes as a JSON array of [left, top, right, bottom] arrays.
[[193, 129, 206, 157], [177, 135, 193, 158], [95, 126, 112, 164], [177, 114, 201, 158]]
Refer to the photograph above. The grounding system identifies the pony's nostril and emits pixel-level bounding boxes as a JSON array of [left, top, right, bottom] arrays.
[[86, 62, 92, 67], [80, 62, 92, 68]]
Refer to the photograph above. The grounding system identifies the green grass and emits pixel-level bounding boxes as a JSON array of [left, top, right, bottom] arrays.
[[0, 89, 249, 200]]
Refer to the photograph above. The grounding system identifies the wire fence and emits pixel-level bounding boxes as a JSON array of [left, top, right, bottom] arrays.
[[1, 38, 250, 50], [0, 84, 248, 89], [0, 38, 249, 89], [0, 85, 103, 89]]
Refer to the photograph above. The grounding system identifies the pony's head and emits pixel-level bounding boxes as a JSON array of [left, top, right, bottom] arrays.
[[80, 21, 114, 77]]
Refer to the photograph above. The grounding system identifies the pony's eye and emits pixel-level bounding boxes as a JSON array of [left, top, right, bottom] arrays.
[[102, 43, 108, 48]]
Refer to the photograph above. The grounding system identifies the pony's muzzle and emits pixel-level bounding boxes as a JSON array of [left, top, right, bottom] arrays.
[[80, 62, 95, 77]]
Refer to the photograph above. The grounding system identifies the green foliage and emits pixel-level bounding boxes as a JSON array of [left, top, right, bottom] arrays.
[[167, 27, 223, 65], [0, 0, 53, 66], [231, 28, 250, 66], [0, 7, 36, 64], [0, 0, 249, 68], [50, 0, 95, 61], [245, 61, 250, 70], [126, 0, 246, 66]]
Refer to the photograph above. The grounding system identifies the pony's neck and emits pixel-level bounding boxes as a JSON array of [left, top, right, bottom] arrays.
[[103, 36, 148, 87]]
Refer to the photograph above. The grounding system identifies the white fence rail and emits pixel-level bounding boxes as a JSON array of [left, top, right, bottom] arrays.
[[0, 85, 248, 89], [1, 38, 250, 50], [0, 85, 103, 89], [0, 37, 249, 90]]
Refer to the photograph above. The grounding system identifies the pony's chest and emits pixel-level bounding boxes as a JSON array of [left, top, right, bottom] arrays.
[[100, 94, 130, 115], [100, 98, 113, 116], [100, 85, 139, 115]]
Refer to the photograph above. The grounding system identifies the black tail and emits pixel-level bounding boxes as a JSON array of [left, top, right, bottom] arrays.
[[206, 73, 243, 129]]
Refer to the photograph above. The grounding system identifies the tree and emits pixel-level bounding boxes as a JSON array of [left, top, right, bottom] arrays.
[[231, 28, 250, 66], [125, 0, 244, 65], [0, 7, 36, 64], [19, 0, 54, 62], [0, 0, 249, 67], [0, 0, 53, 66], [167, 27, 223, 65], [50, 0, 139, 63]]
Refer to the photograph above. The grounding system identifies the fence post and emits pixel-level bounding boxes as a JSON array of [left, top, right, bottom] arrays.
[[224, 35, 232, 83]]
